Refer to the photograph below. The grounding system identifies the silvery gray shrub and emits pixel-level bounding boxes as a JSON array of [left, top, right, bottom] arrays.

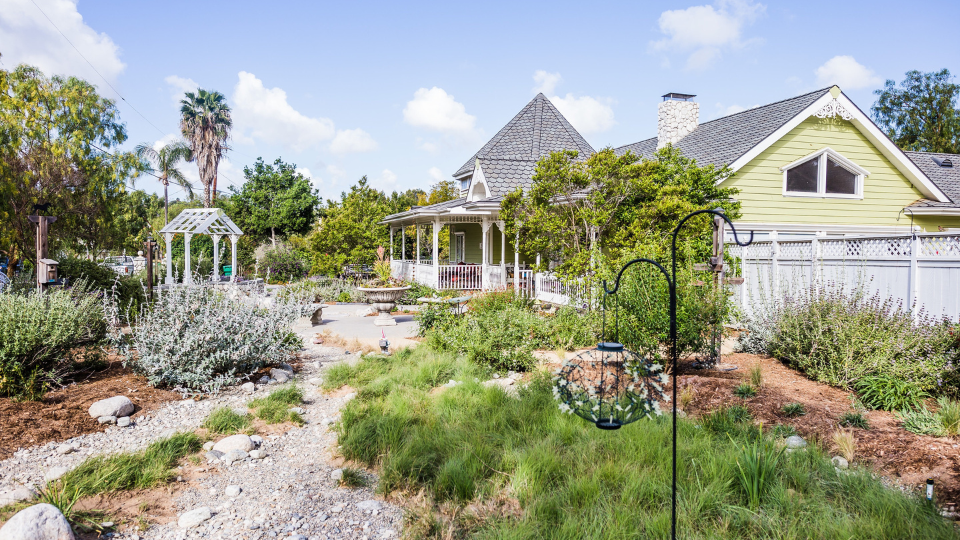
[[106, 285, 303, 395]]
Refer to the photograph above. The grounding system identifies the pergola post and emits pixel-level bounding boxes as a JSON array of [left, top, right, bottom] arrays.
[[164, 232, 174, 285], [183, 233, 193, 284], [212, 234, 221, 282], [230, 234, 239, 282]]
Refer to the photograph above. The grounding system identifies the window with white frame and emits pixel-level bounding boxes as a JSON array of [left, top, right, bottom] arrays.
[[781, 148, 868, 198]]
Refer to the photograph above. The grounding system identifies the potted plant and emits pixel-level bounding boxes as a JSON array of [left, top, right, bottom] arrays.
[[357, 246, 410, 326]]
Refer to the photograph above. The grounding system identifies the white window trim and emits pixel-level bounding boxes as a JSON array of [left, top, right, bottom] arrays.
[[780, 147, 869, 199], [453, 232, 466, 262]]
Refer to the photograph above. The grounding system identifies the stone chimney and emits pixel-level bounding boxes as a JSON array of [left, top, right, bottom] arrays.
[[657, 93, 698, 149]]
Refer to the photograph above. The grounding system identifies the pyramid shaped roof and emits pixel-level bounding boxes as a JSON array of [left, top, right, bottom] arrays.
[[453, 93, 595, 179]]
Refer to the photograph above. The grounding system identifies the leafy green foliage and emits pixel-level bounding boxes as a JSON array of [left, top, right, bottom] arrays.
[[230, 158, 319, 244], [0, 285, 107, 398], [898, 407, 946, 437], [855, 375, 929, 412], [203, 407, 252, 434], [249, 385, 304, 425], [872, 69, 960, 153], [838, 412, 870, 430], [781, 402, 806, 417], [731, 436, 785, 509], [733, 383, 758, 398], [700, 405, 756, 438], [771, 424, 797, 438], [57, 257, 145, 316], [179, 88, 231, 207], [261, 246, 309, 283], [60, 432, 201, 495]]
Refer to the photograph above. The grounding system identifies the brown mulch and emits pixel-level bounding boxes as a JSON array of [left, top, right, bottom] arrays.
[[0, 359, 180, 460], [680, 352, 960, 507]]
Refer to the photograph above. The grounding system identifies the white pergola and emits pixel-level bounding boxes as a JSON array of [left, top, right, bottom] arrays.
[[159, 208, 244, 284]]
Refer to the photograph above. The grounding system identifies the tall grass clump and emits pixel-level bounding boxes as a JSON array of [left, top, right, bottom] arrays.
[[0, 283, 107, 399], [203, 407, 252, 434], [106, 285, 301, 394], [741, 280, 959, 394], [330, 345, 956, 539], [249, 385, 304, 424]]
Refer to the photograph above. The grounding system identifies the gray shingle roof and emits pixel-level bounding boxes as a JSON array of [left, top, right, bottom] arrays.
[[477, 158, 539, 197], [453, 93, 595, 179], [905, 151, 960, 208], [411, 198, 469, 212], [614, 88, 832, 167]]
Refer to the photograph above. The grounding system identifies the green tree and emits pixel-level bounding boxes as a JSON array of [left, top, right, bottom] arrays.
[[180, 89, 232, 207], [0, 63, 139, 270], [135, 140, 193, 224], [872, 69, 960, 153], [229, 157, 319, 245], [417, 179, 459, 206]]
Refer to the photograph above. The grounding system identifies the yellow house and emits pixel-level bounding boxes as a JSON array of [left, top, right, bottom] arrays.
[[616, 87, 960, 240]]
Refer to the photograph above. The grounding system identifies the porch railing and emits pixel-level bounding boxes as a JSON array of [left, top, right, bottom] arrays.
[[438, 265, 483, 290]]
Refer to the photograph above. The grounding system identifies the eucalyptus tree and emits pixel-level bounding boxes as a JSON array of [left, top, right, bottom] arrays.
[[179, 89, 232, 207], [134, 141, 193, 224]]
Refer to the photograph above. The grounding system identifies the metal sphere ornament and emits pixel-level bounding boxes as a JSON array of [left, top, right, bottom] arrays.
[[554, 341, 669, 429]]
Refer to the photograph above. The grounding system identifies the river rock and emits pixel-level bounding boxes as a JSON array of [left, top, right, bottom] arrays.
[[249, 449, 264, 459], [356, 500, 381, 512], [97, 416, 117, 425], [831, 456, 849, 469], [116, 416, 131, 428], [250, 435, 263, 446], [223, 449, 248, 464], [88, 396, 134, 419], [212, 434, 255, 453], [225, 485, 241, 497], [0, 487, 35, 506], [241, 382, 255, 393], [178, 507, 212, 529], [202, 441, 216, 451], [270, 369, 291, 383], [330, 469, 343, 481], [0, 503, 75, 540], [785, 435, 807, 449], [44, 467, 71, 482]]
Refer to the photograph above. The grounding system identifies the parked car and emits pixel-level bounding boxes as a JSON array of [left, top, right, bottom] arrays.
[[101, 255, 135, 276]]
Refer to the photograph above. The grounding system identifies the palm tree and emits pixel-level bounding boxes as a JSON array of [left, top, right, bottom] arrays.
[[179, 89, 232, 207], [135, 141, 193, 224]]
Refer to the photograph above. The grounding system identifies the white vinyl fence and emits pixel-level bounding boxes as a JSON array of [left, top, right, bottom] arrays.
[[728, 233, 960, 321]]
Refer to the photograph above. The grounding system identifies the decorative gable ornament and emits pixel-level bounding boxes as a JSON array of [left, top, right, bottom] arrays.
[[814, 99, 854, 121]]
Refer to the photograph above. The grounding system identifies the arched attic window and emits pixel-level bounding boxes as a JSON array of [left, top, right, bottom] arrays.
[[780, 147, 869, 199]]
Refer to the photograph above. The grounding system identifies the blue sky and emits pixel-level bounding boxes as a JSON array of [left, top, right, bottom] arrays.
[[2, 0, 958, 202]]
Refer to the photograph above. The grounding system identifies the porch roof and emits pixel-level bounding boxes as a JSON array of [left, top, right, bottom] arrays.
[[381, 195, 506, 225]]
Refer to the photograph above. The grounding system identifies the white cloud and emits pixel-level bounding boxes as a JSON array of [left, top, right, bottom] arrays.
[[329, 128, 378, 154], [815, 56, 883, 90], [403, 87, 477, 135], [164, 75, 198, 103], [0, 0, 125, 83], [232, 71, 336, 151], [551, 94, 616, 134], [370, 169, 398, 192], [532, 70, 562, 95], [326, 164, 346, 179], [428, 167, 444, 182], [295, 167, 313, 180], [151, 133, 180, 152], [652, 0, 765, 70]]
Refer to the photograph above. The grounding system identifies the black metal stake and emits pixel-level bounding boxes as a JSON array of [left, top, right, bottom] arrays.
[[600, 209, 753, 540]]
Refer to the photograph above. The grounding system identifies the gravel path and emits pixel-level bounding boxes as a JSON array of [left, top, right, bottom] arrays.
[[0, 324, 403, 540]]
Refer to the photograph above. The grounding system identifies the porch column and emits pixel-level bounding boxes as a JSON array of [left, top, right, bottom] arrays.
[[164, 232, 174, 285], [416, 225, 421, 264], [183, 233, 193, 284], [514, 225, 521, 293], [481, 218, 491, 290], [433, 218, 440, 288], [497, 220, 506, 289], [401, 227, 406, 260], [212, 234, 221, 282], [230, 234, 239, 282]]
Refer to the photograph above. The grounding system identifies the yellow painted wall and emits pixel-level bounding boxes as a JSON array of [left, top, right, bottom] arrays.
[[723, 116, 959, 232]]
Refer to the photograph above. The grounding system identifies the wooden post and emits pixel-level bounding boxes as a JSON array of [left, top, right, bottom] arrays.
[[28, 215, 57, 292], [145, 236, 155, 302]]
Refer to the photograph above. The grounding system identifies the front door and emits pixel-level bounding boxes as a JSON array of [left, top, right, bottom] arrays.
[[454, 233, 465, 263]]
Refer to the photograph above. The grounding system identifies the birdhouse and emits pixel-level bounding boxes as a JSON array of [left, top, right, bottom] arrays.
[[38, 258, 58, 284]]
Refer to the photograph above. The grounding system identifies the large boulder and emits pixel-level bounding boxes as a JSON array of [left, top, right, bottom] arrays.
[[0, 503, 75, 540], [88, 396, 134, 419], [212, 434, 254, 454]]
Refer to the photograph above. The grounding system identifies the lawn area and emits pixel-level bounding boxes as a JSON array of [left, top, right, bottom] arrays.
[[328, 346, 957, 539]]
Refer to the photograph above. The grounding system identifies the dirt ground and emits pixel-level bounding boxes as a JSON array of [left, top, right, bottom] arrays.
[[679, 352, 960, 509], [0, 359, 181, 461]]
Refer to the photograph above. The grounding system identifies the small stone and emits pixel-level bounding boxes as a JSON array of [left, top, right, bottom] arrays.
[[100, 521, 114, 528], [88, 396, 135, 418], [308, 377, 323, 386], [212, 434, 255, 453], [312, 338, 324, 344], [289, 407, 306, 414], [330, 469, 344, 481], [45, 466, 70, 482], [97, 415, 117, 425], [225, 485, 241, 497], [0, 487, 35, 506], [0, 503, 74, 540], [203, 441, 216, 451], [223, 449, 248, 464], [241, 382, 256, 393], [56, 443, 75, 455], [205, 450, 224, 463], [116, 416, 131, 427], [250, 435, 263, 446], [208, 487, 217, 495], [178, 507, 212, 529], [249, 449, 265, 459], [258, 376, 270, 384], [784, 435, 807, 449], [356, 500, 381, 512], [831, 456, 849, 469], [330, 504, 345, 513], [270, 369, 291, 383]]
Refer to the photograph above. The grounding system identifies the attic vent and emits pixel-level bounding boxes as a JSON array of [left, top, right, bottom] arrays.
[[662, 93, 696, 102], [942, 158, 954, 168]]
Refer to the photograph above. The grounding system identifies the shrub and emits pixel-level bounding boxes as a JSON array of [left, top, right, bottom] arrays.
[[262, 246, 309, 283], [108, 285, 301, 394], [731, 436, 785, 509], [0, 284, 107, 398], [58, 257, 145, 316], [771, 424, 797, 438], [748, 281, 957, 393], [855, 375, 929, 412], [781, 402, 806, 417], [838, 412, 870, 430], [898, 407, 945, 437], [733, 383, 757, 398], [700, 405, 756, 437]]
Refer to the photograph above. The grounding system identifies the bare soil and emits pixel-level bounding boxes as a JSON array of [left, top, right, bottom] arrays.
[[0, 359, 180, 460], [679, 352, 960, 507]]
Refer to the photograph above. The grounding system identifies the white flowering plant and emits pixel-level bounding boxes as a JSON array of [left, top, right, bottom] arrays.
[[105, 285, 302, 395]]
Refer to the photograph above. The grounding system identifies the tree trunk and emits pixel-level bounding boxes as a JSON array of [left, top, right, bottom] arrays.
[[212, 174, 218, 204], [163, 180, 169, 225], [271, 227, 276, 247]]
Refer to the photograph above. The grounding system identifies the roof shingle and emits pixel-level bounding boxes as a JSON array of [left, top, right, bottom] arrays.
[[905, 151, 960, 208]]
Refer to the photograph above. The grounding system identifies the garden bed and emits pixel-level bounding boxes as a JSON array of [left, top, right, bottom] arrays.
[[680, 352, 960, 509], [0, 358, 180, 460]]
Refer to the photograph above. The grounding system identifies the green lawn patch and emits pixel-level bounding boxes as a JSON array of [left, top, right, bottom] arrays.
[[249, 385, 305, 425], [334, 345, 957, 539]]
